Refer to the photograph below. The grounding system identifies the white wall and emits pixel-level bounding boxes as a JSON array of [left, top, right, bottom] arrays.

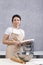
[[0, 0, 43, 51]]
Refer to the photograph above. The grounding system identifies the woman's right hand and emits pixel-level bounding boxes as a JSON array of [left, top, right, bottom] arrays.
[[15, 41, 20, 46], [12, 40, 20, 46]]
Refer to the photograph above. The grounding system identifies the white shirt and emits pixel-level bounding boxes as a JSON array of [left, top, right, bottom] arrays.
[[5, 27, 25, 41]]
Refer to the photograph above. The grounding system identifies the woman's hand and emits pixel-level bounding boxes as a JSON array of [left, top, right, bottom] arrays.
[[12, 40, 20, 46]]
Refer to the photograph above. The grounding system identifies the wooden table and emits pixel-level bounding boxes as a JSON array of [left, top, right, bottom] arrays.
[[0, 58, 43, 65]]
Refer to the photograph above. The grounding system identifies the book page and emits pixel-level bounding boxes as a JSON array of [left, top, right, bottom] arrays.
[[20, 39, 34, 44]]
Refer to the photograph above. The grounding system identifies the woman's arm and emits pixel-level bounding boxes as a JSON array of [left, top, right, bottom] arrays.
[[2, 34, 20, 45], [11, 56, 26, 64]]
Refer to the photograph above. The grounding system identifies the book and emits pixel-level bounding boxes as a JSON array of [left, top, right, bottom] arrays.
[[20, 39, 34, 45]]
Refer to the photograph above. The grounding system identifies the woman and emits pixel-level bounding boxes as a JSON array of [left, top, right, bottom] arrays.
[[2, 14, 26, 63]]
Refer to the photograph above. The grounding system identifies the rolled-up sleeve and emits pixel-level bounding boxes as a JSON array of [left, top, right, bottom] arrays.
[[5, 28, 10, 35]]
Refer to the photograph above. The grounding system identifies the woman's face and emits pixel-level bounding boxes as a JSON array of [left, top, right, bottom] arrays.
[[12, 17, 21, 28]]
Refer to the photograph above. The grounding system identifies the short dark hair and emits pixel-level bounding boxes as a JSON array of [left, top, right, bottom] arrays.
[[12, 14, 21, 22]]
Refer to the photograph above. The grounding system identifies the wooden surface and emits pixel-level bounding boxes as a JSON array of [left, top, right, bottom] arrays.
[[0, 58, 43, 65]]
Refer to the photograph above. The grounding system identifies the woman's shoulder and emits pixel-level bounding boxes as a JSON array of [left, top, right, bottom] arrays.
[[6, 27, 12, 29], [6, 27, 12, 30], [5, 27, 12, 34], [19, 28, 25, 34], [19, 28, 24, 32]]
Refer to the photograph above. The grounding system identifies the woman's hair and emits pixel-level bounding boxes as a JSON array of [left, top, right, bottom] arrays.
[[12, 14, 21, 22]]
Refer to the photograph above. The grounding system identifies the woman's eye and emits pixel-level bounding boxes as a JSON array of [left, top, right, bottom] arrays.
[[14, 19, 20, 21], [14, 19, 16, 21], [17, 20, 20, 21]]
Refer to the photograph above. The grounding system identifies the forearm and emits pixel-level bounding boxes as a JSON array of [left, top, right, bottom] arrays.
[[11, 56, 26, 64], [3, 39, 16, 45]]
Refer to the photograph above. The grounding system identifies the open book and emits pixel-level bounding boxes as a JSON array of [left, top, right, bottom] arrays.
[[20, 39, 34, 44]]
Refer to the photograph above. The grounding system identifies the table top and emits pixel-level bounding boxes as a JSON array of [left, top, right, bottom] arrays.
[[30, 58, 43, 64], [0, 58, 43, 65]]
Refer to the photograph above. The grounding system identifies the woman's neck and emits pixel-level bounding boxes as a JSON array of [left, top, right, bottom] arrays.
[[12, 25, 19, 29]]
